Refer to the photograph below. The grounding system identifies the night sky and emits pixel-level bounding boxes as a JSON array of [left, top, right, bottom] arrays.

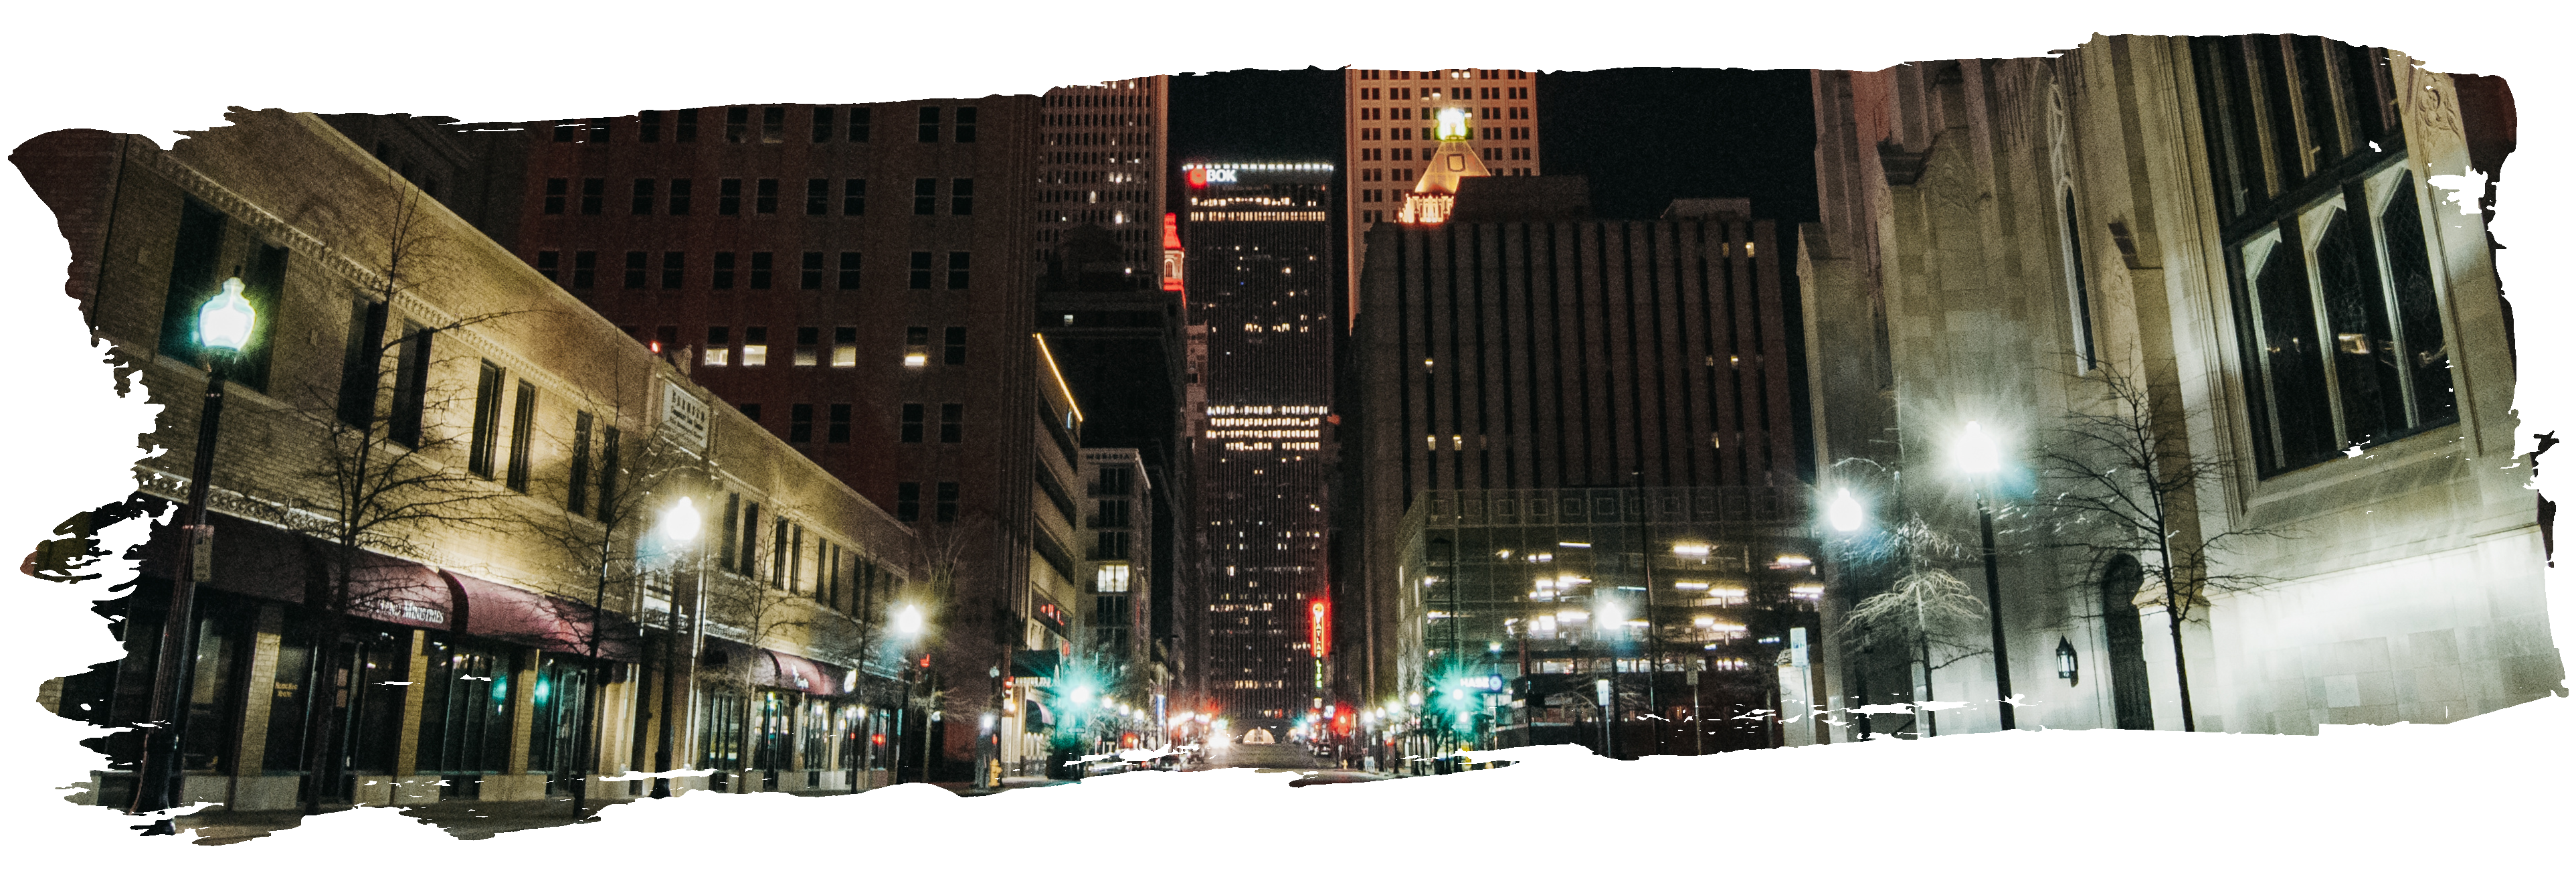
[[1169, 66, 1817, 222], [1164, 65, 1823, 479]]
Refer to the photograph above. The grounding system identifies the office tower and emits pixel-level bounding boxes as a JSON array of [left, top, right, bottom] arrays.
[[473, 100, 1078, 781], [1347, 193, 1820, 758], [1039, 77, 1169, 284], [1180, 161, 1336, 731], [1034, 77, 1192, 720], [1340, 68, 1540, 328]]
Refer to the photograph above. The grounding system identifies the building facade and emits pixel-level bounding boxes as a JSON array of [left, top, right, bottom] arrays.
[[453, 100, 1081, 781], [16, 113, 925, 814], [1181, 161, 1338, 732], [1801, 37, 2556, 740], [1039, 77, 1169, 284], [1346, 199, 1816, 763], [1341, 68, 1541, 329]]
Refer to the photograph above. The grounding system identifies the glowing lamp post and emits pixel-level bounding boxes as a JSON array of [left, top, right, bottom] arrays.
[[1827, 487, 1865, 534], [134, 278, 255, 833], [1957, 421, 2018, 731], [648, 496, 703, 800], [891, 605, 927, 783]]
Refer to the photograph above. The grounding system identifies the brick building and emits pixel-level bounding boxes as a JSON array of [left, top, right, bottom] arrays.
[[447, 99, 1107, 781]]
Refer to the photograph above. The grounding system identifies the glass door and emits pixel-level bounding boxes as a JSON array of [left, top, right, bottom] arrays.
[[529, 657, 591, 795]]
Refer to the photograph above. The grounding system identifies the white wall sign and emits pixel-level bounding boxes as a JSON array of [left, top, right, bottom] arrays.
[[661, 380, 711, 451]]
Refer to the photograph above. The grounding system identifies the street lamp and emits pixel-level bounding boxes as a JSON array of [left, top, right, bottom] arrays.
[[133, 277, 255, 833], [1957, 421, 2018, 731], [974, 665, 1001, 793], [649, 496, 703, 800], [891, 605, 926, 783], [2057, 637, 2078, 684], [1827, 487, 1865, 534]]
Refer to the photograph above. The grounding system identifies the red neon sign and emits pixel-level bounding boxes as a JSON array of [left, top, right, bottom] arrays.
[[1186, 167, 1208, 188]]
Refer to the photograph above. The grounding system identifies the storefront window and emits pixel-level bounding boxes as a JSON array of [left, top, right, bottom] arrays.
[[179, 613, 242, 772], [262, 637, 314, 774], [752, 691, 792, 772], [528, 657, 590, 781], [339, 631, 409, 776], [414, 639, 514, 774], [700, 690, 745, 771]]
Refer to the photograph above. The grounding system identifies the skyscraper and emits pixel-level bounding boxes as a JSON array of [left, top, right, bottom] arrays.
[[1038, 77, 1169, 283], [1346, 194, 1818, 758], [1340, 68, 1540, 328], [1181, 161, 1336, 730]]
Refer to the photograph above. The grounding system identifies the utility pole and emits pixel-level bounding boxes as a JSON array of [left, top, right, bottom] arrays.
[[1632, 471, 1661, 756]]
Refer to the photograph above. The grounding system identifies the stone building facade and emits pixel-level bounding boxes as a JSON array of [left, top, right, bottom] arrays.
[[1800, 37, 2556, 738]]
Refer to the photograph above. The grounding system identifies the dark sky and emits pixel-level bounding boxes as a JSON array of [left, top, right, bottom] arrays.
[[1165, 65, 1822, 479], [1170, 66, 1817, 222]]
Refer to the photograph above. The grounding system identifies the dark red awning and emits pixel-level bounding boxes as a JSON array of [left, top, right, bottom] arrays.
[[338, 556, 457, 631], [754, 649, 850, 696], [442, 570, 640, 662]]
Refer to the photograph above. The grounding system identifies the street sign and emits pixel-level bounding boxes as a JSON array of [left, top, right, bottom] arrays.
[[188, 524, 214, 582]]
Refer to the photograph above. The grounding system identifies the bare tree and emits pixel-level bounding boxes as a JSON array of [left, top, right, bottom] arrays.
[[1833, 513, 1993, 738], [246, 173, 537, 815], [694, 526, 814, 791], [2034, 365, 2288, 732], [515, 365, 702, 814]]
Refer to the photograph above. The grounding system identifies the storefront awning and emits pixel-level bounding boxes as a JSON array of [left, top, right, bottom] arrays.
[[703, 637, 852, 697], [339, 555, 458, 631], [440, 570, 641, 662]]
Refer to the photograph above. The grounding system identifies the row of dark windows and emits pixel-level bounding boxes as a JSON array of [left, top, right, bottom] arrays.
[[624, 325, 969, 371], [551, 105, 980, 145], [1355, 86, 1533, 101], [542, 177, 971, 216], [1354, 69, 1532, 81], [1356, 126, 1528, 142], [892, 481, 960, 523], [712, 492, 896, 619], [533, 250, 972, 291], [1355, 105, 1531, 121], [895, 402, 967, 443], [1386, 221, 1784, 495]]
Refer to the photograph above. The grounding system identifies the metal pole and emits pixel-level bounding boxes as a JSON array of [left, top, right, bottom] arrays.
[[133, 359, 227, 833], [1976, 491, 2015, 731], [573, 553, 608, 815], [891, 667, 911, 785], [651, 557, 681, 797], [1632, 475, 1661, 756]]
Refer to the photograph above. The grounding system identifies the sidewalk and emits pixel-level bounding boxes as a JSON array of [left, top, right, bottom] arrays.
[[172, 778, 1081, 844]]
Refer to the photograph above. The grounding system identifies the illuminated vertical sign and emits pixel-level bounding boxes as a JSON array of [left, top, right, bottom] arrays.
[[1309, 598, 1330, 659], [1161, 212, 1186, 293]]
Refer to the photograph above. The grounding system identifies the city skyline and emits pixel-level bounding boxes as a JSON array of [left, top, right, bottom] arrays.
[[8, 31, 2562, 862]]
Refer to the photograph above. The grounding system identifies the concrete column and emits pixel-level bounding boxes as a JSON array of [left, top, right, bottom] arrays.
[[506, 647, 537, 775], [394, 629, 427, 778], [229, 604, 286, 805]]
